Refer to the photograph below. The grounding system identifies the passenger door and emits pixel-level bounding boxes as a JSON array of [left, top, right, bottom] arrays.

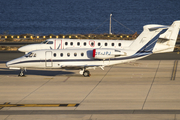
[[45, 51, 52, 67]]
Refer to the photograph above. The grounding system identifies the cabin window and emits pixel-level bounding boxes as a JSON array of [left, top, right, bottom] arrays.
[[84, 42, 86, 46], [65, 42, 68, 45], [74, 53, 77, 57], [60, 53, 63, 57], [118, 43, 121, 46], [47, 41, 53, 44], [67, 53, 70, 57], [98, 42, 101, 46], [81, 53, 84, 56], [91, 42, 94, 46], [70, 42, 73, 46], [105, 43, 107, 46], [53, 53, 56, 57], [77, 42, 80, 46], [112, 43, 114, 46]]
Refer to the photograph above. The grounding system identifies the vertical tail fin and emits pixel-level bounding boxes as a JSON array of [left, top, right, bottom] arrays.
[[129, 24, 168, 54], [159, 20, 180, 46]]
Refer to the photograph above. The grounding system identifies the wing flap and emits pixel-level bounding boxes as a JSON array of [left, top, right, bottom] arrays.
[[61, 65, 102, 70]]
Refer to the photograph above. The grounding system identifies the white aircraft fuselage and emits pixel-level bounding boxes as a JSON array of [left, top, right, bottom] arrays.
[[18, 38, 176, 54], [7, 48, 144, 69], [18, 39, 133, 53]]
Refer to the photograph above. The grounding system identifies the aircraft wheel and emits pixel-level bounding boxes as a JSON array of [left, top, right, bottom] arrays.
[[83, 70, 90, 77], [18, 70, 25, 77]]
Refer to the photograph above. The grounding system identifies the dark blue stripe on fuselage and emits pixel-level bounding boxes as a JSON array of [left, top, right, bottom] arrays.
[[7, 52, 151, 66]]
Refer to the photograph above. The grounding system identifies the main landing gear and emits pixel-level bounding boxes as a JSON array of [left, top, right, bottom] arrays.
[[18, 68, 25, 77], [79, 69, 91, 77]]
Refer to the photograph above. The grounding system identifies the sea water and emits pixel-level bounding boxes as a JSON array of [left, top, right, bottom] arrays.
[[0, 0, 180, 35]]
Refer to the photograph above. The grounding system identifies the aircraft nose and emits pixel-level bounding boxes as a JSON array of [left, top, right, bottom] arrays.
[[6, 61, 11, 68], [18, 46, 27, 52], [18, 44, 38, 52], [6, 58, 22, 69]]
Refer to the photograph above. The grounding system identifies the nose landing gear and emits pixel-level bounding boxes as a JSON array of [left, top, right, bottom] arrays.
[[18, 68, 25, 77]]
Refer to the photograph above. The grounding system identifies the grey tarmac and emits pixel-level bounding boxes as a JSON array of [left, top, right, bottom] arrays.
[[0, 52, 180, 120]]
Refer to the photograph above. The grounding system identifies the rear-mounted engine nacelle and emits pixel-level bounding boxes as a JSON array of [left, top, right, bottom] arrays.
[[93, 49, 126, 59]]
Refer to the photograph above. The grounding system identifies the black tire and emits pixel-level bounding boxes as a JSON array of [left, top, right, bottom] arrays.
[[18, 72, 25, 77], [83, 70, 90, 77]]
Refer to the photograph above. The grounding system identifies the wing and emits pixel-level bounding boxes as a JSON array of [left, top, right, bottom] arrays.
[[61, 65, 104, 70]]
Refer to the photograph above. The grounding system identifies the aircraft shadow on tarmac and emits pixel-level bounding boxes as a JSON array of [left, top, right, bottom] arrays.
[[0, 68, 75, 76]]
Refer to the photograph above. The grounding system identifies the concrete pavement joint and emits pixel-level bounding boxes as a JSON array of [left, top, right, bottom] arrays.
[[16, 77, 54, 104], [88, 114, 93, 120], [141, 60, 161, 109], [1, 110, 180, 115], [63, 76, 70, 82], [75, 66, 113, 110], [171, 60, 178, 80], [174, 114, 177, 120]]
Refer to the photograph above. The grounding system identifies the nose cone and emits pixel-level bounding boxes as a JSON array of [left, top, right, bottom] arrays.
[[6, 60, 21, 70], [18, 45, 31, 52], [6, 61, 10, 68], [6, 60, 15, 68], [6, 57, 23, 69], [18, 44, 38, 52], [18, 46, 26, 52]]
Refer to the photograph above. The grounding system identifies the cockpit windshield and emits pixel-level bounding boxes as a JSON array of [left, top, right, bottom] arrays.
[[47, 41, 53, 44], [25, 52, 36, 58], [41, 40, 48, 44], [41, 40, 53, 44]]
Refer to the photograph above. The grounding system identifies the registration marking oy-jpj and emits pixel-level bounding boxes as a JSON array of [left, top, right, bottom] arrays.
[[0, 103, 79, 108]]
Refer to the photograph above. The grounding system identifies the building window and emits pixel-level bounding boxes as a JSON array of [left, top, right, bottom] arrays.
[[70, 42, 73, 46], [65, 42, 68, 45], [84, 42, 86, 46], [112, 43, 114, 46], [105, 43, 107, 46], [53, 53, 56, 57], [67, 53, 70, 57], [60, 53, 63, 57]]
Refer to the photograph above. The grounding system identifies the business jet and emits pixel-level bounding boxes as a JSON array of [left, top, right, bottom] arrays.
[[18, 21, 180, 54], [6, 21, 180, 77]]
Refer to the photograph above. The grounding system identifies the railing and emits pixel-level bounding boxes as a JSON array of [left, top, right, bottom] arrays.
[[0, 34, 137, 40]]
